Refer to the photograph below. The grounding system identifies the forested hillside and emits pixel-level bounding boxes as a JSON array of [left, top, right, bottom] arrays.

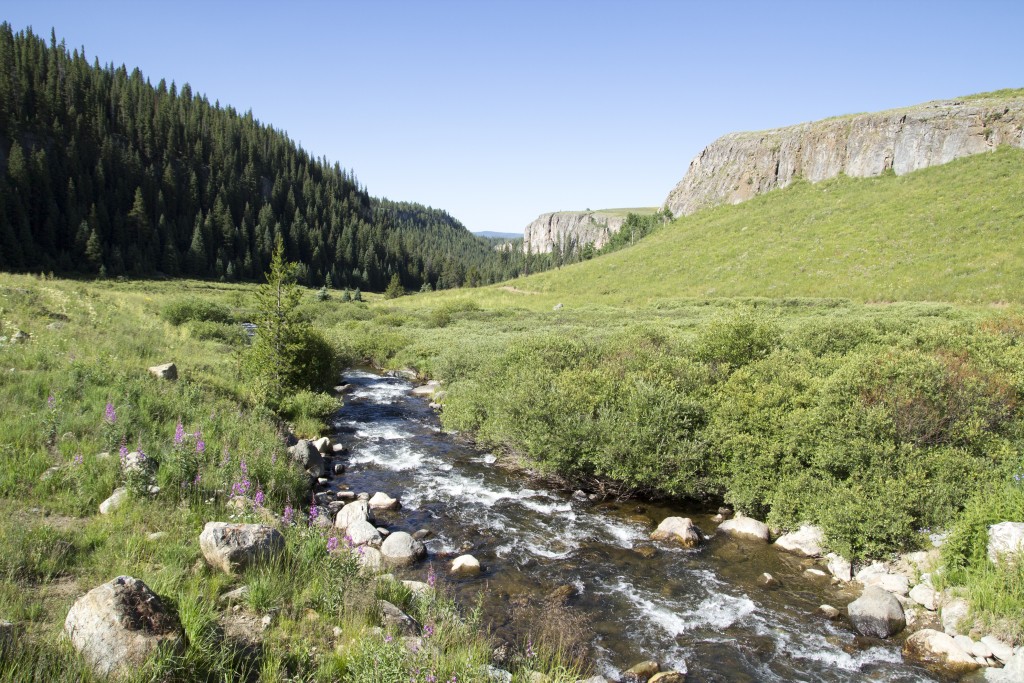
[[0, 25, 530, 289]]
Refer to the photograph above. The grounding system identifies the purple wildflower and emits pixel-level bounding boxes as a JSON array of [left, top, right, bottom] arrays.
[[173, 421, 185, 446], [426, 675, 437, 683], [240, 459, 248, 475], [282, 503, 294, 526], [47, 393, 56, 410], [104, 402, 116, 425], [119, 439, 129, 466], [424, 624, 434, 638], [73, 453, 83, 466], [327, 536, 339, 553], [308, 506, 320, 524], [195, 431, 205, 453], [253, 489, 264, 507], [194, 472, 202, 485], [427, 565, 437, 588], [384, 634, 393, 643]]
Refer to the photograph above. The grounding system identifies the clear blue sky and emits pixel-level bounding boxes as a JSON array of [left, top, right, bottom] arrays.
[[4, 0, 1024, 233]]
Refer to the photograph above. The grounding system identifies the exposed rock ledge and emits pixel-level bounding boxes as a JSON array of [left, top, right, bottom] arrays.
[[522, 210, 628, 255], [664, 93, 1024, 217]]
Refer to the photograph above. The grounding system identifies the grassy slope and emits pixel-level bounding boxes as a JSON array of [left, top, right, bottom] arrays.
[[508, 147, 1024, 306]]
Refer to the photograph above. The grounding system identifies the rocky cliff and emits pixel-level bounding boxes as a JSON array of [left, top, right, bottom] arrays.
[[522, 210, 629, 254], [665, 93, 1024, 216]]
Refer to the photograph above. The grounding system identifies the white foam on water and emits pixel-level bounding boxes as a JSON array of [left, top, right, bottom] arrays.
[[601, 518, 647, 547], [607, 577, 756, 636], [775, 627, 906, 673], [353, 423, 411, 441], [348, 443, 428, 471]]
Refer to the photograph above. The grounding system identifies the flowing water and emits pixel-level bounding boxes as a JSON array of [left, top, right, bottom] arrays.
[[328, 370, 944, 682]]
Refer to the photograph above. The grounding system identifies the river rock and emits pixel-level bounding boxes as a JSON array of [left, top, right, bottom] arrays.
[[980, 635, 1014, 663], [819, 604, 841, 619], [623, 660, 660, 681], [856, 562, 910, 596], [312, 436, 331, 453], [717, 516, 770, 542], [648, 673, 686, 683], [987, 522, 1024, 565], [402, 580, 433, 597], [650, 517, 703, 547], [826, 553, 852, 582], [380, 532, 426, 567], [335, 500, 373, 530], [357, 546, 385, 573], [758, 572, 781, 589], [378, 600, 420, 636], [368, 492, 401, 511], [288, 439, 324, 478], [346, 519, 383, 548], [774, 525, 824, 557], [847, 585, 906, 638], [909, 583, 938, 611], [411, 381, 440, 397], [199, 522, 285, 574], [99, 487, 129, 515], [451, 554, 481, 576], [940, 596, 971, 636], [903, 629, 981, 675], [148, 362, 177, 380], [986, 649, 1024, 681], [64, 576, 184, 678], [412, 529, 432, 540]]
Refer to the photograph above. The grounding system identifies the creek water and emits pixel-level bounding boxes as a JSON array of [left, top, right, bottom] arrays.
[[327, 370, 943, 682]]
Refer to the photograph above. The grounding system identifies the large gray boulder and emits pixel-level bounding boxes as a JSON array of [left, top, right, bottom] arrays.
[[199, 522, 285, 574], [147, 363, 177, 380], [368, 491, 401, 511], [940, 595, 971, 636], [378, 600, 421, 636], [774, 525, 824, 557], [650, 517, 703, 548], [903, 629, 980, 675], [346, 519, 383, 548], [987, 522, 1024, 565], [380, 532, 426, 567], [64, 576, 184, 678], [99, 487, 129, 515], [985, 647, 1024, 681], [847, 586, 906, 638], [717, 516, 770, 542], [335, 500, 373, 531], [287, 439, 324, 478]]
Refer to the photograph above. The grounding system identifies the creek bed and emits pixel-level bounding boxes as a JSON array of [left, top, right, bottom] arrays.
[[328, 370, 941, 682]]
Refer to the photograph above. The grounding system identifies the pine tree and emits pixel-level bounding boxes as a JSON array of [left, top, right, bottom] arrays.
[[384, 273, 403, 299]]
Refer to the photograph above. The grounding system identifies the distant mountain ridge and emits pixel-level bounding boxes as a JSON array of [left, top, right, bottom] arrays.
[[664, 90, 1024, 216]]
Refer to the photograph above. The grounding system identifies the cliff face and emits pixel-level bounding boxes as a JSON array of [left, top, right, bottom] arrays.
[[665, 95, 1024, 216], [522, 211, 627, 254]]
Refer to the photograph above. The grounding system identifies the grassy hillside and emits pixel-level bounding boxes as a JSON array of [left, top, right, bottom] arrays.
[[511, 147, 1024, 305]]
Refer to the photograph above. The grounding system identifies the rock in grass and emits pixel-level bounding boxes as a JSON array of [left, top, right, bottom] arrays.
[[650, 517, 703, 547], [357, 546, 385, 573], [147, 362, 177, 380], [847, 585, 906, 638], [987, 522, 1024, 565], [774, 525, 825, 557], [64, 576, 184, 679], [380, 532, 426, 567], [378, 600, 420, 636], [451, 554, 481, 576], [288, 439, 324, 478], [99, 487, 128, 515], [903, 629, 981, 675], [199, 522, 285, 574], [717, 515, 770, 542], [0, 619, 15, 645]]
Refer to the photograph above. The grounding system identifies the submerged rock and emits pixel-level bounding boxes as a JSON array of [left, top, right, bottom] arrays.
[[368, 492, 401, 511], [717, 516, 770, 542], [650, 517, 703, 547], [450, 554, 481, 576], [65, 576, 184, 678], [847, 586, 906, 639]]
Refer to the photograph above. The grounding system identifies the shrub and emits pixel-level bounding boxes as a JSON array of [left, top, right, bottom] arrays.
[[160, 299, 233, 326]]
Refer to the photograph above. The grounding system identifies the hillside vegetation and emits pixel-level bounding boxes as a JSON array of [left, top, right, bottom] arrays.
[[515, 147, 1024, 305]]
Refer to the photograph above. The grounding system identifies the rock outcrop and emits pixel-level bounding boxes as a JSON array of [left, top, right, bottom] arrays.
[[665, 94, 1024, 217], [522, 210, 628, 255], [199, 522, 285, 574]]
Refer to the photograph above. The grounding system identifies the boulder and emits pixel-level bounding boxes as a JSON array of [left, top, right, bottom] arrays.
[[380, 532, 426, 567], [99, 487, 128, 515], [819, 604, 840, 619], [774, 525, 824, 557], [121, 451, 154, 477], [986, 649, 1024, 682], [903, 629, 981, 675], [357, 546, 385, 573], [909, 583, 938, 611], [368, 492, 401, 511], [717, 516, 770, 542], [147, 363, 177, 380], [451, 554, 481, 576], [64, 576, 184, 678], [650, 517, 703, 548], [335, 500, 373, 531], [623, 660, 660, 682], [758, 572, 781, 589], [940, 596, 971, 636], [987, 522, 1024, 565], [402, 580, 433, 597], [0, 619, 15, 645], [217, 586, 250, 605], [856, 563, 910, 596], [648, 673, 686, 683], [346, 519, 383, 548], [826, 553, 852, 582], [847, 586, 906, 638], [199, 522, 285, 574], [287, 440, 324, 478], [312, 436, 331, 453], [980, 635, 1014, 663], [378, 600, 420, 636]]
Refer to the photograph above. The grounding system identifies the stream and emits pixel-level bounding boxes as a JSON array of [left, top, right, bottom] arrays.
[[327, 370, 942, 682]]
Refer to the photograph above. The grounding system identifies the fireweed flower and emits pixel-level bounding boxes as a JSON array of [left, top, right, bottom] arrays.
[[195, 431, 205, 453], [327, 536, 339, 553], [119, 439, 129, 466], [282, 503, 294, 525], [104, 402, 116, 424], [424, 624, 435, 638], [308, 506, 320, 524], [47, 393, 56, 410], [173, 421, 185, 446], [73, 453, 83, 466], [253, 489, 265, 507], [427, 566, 437, 588]]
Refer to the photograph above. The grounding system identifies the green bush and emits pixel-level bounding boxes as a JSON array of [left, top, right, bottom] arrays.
[[160, 299, 233, 326]]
